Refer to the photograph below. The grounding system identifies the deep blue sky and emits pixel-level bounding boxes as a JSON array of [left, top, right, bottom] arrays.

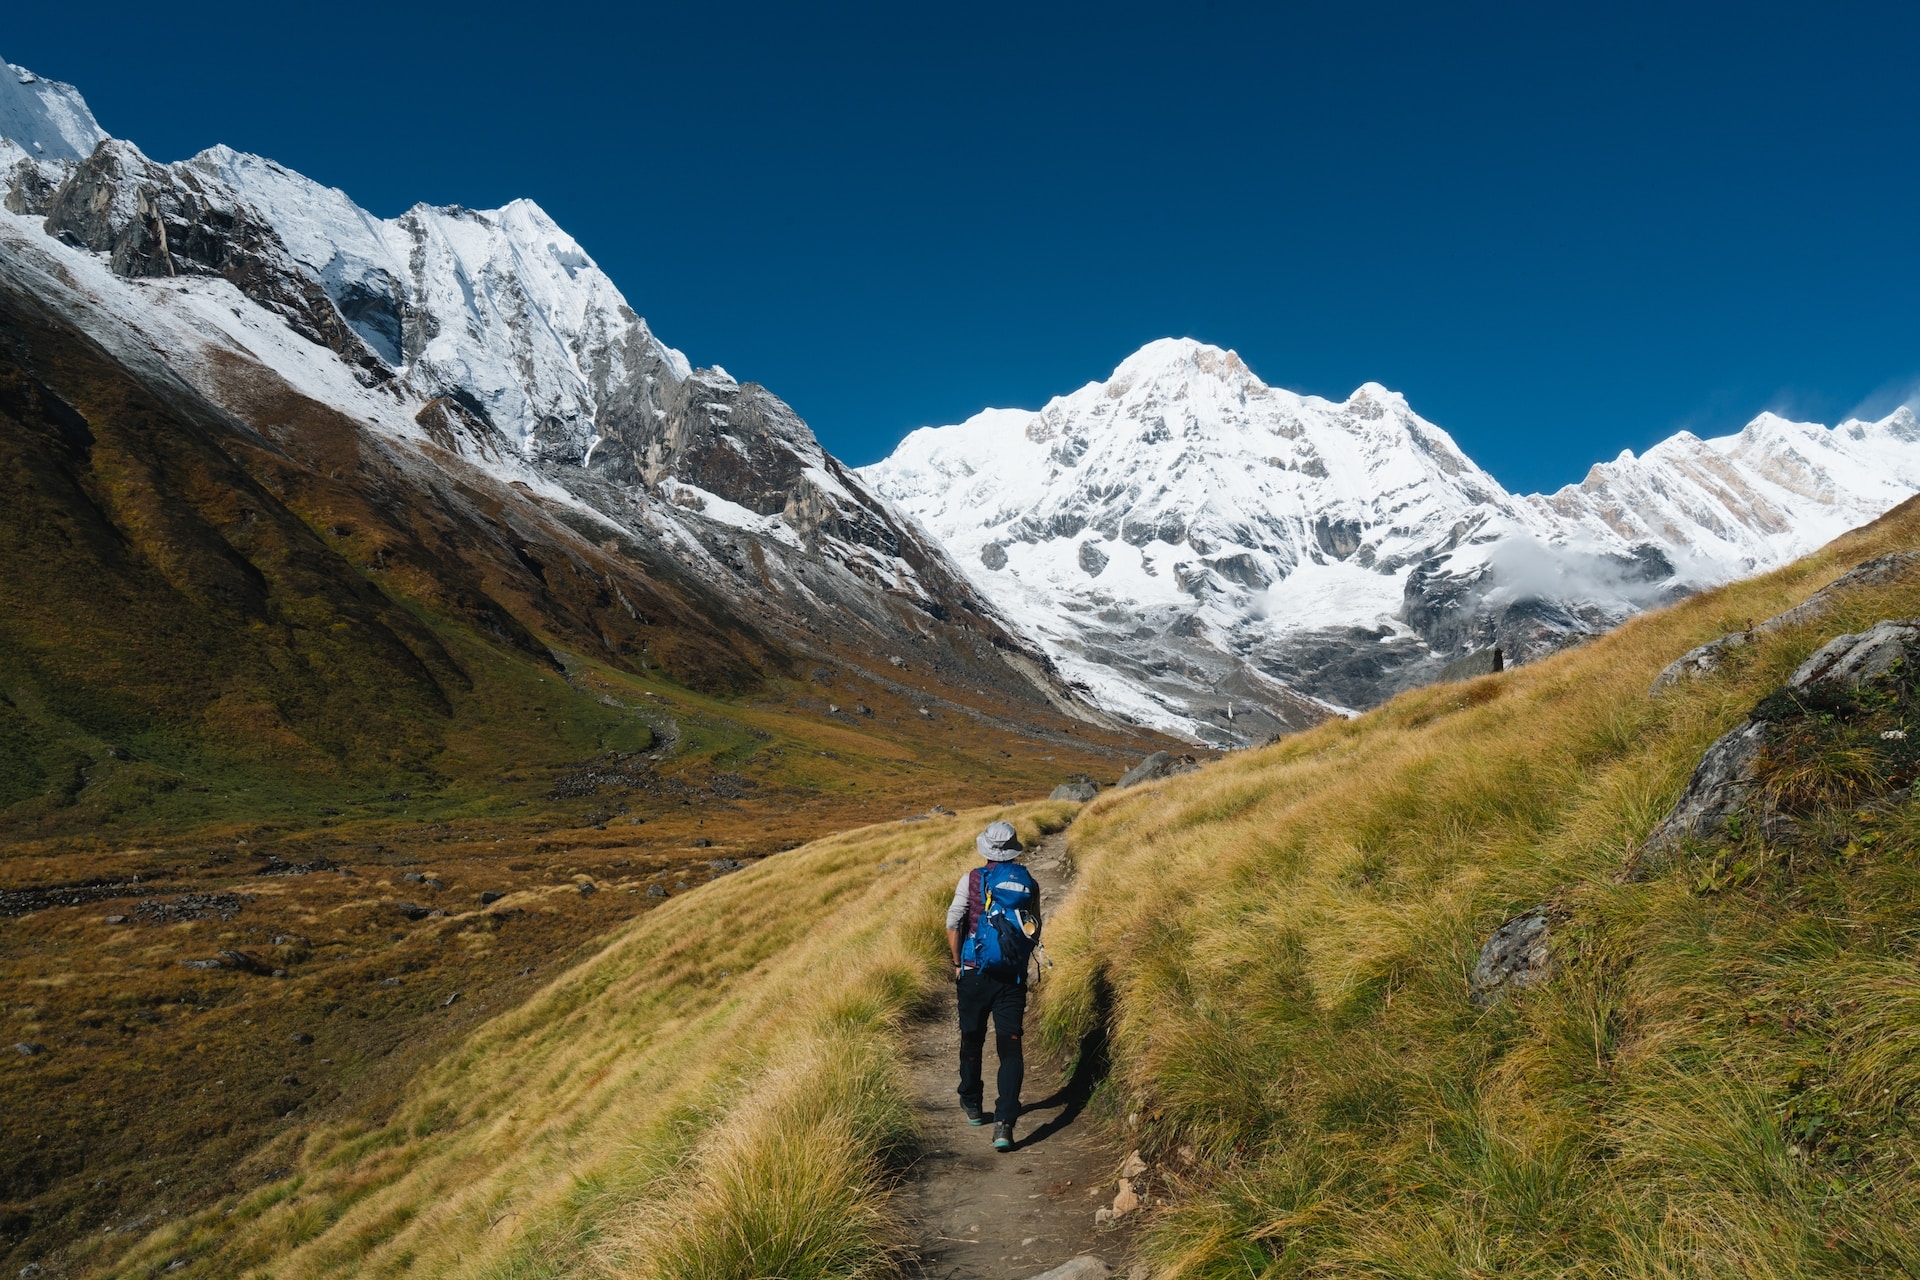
[[8, 2, 1918, 492]]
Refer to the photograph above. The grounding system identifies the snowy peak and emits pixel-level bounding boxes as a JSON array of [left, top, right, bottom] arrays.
[[0, 58, 1069, 719], [1530, 404, 1920, 577], [0, 57, 105, 162], [866, 339, 1920, 743]]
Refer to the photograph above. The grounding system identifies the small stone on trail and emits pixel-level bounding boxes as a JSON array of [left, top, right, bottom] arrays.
[[1050, 780, 1099, 802], [1093, 1207, 1115, 1226], [104, 915, 128, 925], [646, 884, 666, 898], [14, 1042, 44, 1056], [1024, 1258, 1111, 1280]]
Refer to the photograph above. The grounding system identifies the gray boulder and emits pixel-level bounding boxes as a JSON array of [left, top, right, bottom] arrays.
[[1116, 750, 1198, 789], [1649, 630, 1753, 694], [1789, 619, 1920, 688], [1438, 646, 1503, 683], [1469, 907, 1553, 1006], [1050, 779, 1100, 802], [1636, 720, 1769, 869]]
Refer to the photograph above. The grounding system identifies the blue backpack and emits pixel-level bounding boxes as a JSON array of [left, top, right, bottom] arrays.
[[961, 862, 1040, 981]]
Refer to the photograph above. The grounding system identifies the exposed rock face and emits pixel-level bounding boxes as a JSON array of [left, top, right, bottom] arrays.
[[1469, 907, 1552, 1006], [38, 142, 392, 383], [1438, 647, 1503, 683], [1115, 750, 1198, 789], [1635, 618, 1920, 876], [1637, 721, 1771, 868], [1650, 552, 1920, 695], [1789, 619, 1920, 688], [1049, 779, 1100, 802]]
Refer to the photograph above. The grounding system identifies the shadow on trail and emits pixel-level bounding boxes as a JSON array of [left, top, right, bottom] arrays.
[[1014, 1013, 1109, 1150]]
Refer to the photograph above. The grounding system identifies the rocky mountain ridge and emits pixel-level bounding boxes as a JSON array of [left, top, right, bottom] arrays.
[[862, 338, 1920, 742], [0, 56, 1115, 738]]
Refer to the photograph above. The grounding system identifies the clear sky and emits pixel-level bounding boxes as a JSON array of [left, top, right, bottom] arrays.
[[7, 2, 1917, 493]]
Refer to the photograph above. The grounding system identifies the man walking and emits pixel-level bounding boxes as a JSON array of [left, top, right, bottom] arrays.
[[946, 820, 1041, 1152]]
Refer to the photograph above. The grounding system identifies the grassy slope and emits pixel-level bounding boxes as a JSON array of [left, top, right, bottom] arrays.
[[1, 272, 1166, 1275], [1038, 498, 1920, 1278], [99, 801, 1077, 1280]]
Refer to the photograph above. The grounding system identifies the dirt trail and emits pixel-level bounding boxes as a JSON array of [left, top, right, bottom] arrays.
[[902, 834, 1140, 1280]]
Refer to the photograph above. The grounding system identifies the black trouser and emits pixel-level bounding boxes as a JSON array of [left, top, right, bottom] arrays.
[[956, 969, 1026, 1123]]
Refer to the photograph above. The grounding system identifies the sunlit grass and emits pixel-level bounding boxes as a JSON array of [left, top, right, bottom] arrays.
[[102, 801, 1077, 1279], [1037, 497, 1920, 1278]]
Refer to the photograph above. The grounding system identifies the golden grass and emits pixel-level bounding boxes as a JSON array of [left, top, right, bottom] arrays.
[[1038, 498, 1920, 1278], [102, 801, 1078, 1279]]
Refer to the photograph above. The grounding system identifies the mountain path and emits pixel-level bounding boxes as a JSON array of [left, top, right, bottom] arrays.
[[902, 833, 1142, 1280]]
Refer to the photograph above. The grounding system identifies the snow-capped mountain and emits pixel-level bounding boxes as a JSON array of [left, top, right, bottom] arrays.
[[862, 338, 1920, 742], [0, 58, 104, 163], [0, 55, 1122, 738]]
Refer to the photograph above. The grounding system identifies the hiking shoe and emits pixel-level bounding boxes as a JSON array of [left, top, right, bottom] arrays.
[[962, 1100, 986, 1126], [992, 1121, 1014, 1152]]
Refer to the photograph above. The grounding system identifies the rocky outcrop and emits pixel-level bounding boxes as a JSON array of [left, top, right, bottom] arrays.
[[39, 141, 392, 384], [1049, 779, 1100, 802], [1790, 619, 1920, 688], [1636, 721, 1770, 869], [1650, 552, 1920, 695], [1116, 751, 1198, 788], [1469, 906, 1553, 1006], [1633, 618, 1920, 877], [1438, 646, 1503, 683]]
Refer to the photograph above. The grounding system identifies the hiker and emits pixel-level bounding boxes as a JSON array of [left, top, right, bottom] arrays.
[[946, 820, 1042, 1152]]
